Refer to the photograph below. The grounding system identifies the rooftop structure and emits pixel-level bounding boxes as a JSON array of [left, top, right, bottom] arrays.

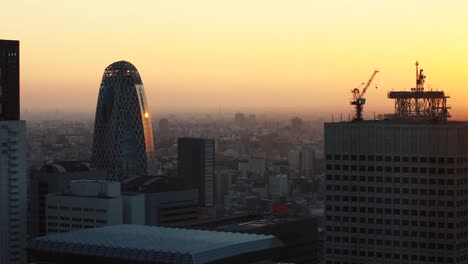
[[175, 215, 320, 264], [387, 61, 450, 121], [39, 161, 92, 173], [29, 224, 283, 264], [0, 40, 20, 121]]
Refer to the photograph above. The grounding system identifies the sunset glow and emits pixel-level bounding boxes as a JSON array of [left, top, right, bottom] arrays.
[[2, 0, 468, 118]]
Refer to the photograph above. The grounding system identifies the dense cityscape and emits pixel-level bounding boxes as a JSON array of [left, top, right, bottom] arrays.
[[2, 1, 468, 264]]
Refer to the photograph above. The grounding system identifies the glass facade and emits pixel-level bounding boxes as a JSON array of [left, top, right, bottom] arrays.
[[92, 61, 155, 181]]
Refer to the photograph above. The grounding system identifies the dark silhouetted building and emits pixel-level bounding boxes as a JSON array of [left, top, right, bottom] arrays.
[[122, 176, 199, 226], [178, 138, 215, 207], [0, 40, 26, 264], [0, 40, 19, 121], [291, 116, 302, 132], [158, 118, 169, 137], [29, 225, 283, 264], [92, 61, 156, 181], [177, 215, 320, 264], [234, 112, 246, 128]]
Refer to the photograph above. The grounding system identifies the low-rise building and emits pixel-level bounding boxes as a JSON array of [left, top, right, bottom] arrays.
[[46, 180, 144, 234]]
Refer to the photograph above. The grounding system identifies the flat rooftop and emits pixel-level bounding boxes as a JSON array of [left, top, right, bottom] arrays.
[[29, 224, 283, 264], [326, 120, 468, 125]]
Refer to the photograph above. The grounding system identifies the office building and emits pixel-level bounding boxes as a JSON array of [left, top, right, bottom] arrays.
[[122, 176, 199, 226], [248, 153, 267, 181], [29, 225, 284, 264], [92, 61, 156, 181], [288, 147, 316, 178], [0, 40, 26, 264], [29, 161, 107, 237], [301, 147, 316, 178], [178, 137, 215, 207], [324, 64, 465, 263], [46, 180, 144, 234], [0, 121, 27, 264], [0, 40, 19, 121], [180, 215, 320, 264], [269, 174, 288, 199], [325, 121, 468, 263]]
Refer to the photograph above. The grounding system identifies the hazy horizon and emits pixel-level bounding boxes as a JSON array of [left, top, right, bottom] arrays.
[[4, 0, 468, 119]]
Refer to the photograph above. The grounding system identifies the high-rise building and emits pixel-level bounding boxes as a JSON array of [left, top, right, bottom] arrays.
[[92, 61, 156, 181], [248, 153, 267, 181], [0, 39, 26, 264], [300, 147, 316, 178], [158, 118, 169, 138], [0, 121, 27, 264], [269, 174, 288, 199], [234, 112, 246, 128], [291, 116, 302, 132], [0, 40, 19, 121], [325, 63, 464, 263], [178, 137, 215, 207], [288, 147, 316, 178], [325, 121, 468, 263]]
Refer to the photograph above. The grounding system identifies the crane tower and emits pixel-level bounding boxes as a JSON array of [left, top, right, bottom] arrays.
[[350, 70, 379, 121]]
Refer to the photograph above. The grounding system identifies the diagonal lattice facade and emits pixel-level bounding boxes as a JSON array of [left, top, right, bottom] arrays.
[[92, 61, 155, 181]]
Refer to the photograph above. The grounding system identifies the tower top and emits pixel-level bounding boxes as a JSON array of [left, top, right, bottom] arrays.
[[388, 62, 450, 122]]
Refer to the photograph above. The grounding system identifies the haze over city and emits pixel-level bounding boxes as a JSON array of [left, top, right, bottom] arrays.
[[3, 0, 468, 118]]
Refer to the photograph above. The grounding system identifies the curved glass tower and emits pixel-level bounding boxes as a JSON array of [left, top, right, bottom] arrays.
[[92, 61, 155, 181]]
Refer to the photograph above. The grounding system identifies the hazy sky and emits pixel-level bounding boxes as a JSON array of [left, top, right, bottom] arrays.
[[3, 0, 468, 118]]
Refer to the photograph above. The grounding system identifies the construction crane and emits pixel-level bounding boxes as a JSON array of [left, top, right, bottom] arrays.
[[351, 70, 379, 121]]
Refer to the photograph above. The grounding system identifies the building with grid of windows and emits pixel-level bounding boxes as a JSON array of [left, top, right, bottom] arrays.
[[46, 180, 144, 234], [324, 121, 468, 263], [0, 121, 27, 264], [0, 40, 27, 264]]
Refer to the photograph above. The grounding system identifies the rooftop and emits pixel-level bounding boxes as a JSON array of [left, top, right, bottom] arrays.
[[29, 225, 283, 264], [39, 161, 92, 173]]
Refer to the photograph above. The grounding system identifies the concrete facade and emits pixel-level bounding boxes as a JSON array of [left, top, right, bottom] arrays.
[[46, 180, 144, 234], [0, 121, 27, 264], [325, 121, 468, 263]]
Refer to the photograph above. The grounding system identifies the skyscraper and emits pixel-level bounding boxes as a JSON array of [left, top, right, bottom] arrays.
[[325, 121, 468, 263], [291, 116, 302, 132], [92, 61, 156, 181], [178, 138, 215, 207], [324, 66, 465, 263], [158, 118, 169, 138], [0, 40, 27, 264], [0, 40, 19, 121]]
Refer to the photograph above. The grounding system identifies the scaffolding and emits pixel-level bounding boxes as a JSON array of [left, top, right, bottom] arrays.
[[387, 62, 451, 122]]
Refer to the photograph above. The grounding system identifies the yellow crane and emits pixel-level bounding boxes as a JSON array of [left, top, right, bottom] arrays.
[[351, 70, 379, 121]]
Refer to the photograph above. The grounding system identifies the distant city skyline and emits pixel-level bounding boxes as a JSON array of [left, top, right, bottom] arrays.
[[3, 1, 468, 119]]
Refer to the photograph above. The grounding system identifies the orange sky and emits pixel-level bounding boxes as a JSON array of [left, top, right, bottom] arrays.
[[3, 0, 468, 119]]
